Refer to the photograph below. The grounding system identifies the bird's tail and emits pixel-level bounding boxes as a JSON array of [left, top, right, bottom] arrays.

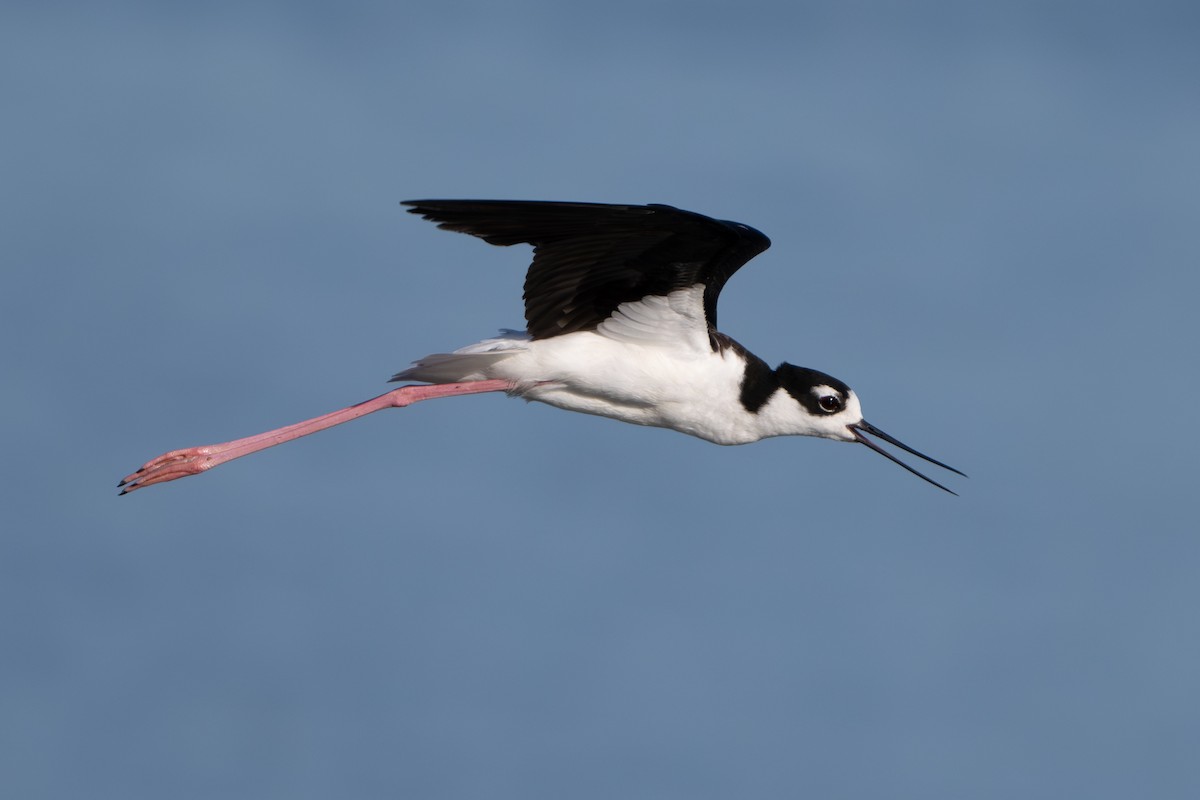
[[390, 330, 529, 384]]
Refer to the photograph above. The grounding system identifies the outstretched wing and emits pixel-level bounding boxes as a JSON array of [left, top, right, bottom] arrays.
[[402, 199, 771, 345]]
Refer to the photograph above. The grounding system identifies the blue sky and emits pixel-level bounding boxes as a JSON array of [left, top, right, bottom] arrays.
[[4, 2, 1199, 798]]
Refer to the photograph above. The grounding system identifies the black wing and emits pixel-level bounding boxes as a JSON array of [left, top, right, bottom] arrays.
[[402, 200, 771, 343]]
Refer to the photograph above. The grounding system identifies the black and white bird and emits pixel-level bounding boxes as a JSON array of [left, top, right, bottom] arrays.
[[120, 200, 964, 494]]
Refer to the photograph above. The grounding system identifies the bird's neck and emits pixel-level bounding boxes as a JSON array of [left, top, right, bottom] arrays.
[[712, 332, 779, 414]]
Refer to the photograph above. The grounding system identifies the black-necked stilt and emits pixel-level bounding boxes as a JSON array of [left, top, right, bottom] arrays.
[[121, 200, 964, 495]]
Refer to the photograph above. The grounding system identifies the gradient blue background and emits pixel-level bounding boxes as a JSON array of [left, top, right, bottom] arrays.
[[4, 1, 1199, 798]]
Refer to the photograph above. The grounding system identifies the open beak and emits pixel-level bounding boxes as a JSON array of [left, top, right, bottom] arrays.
[[850, 420, 966, 495]]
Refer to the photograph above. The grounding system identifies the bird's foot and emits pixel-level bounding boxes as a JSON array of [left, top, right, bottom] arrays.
[[118, 446, 220, 495]]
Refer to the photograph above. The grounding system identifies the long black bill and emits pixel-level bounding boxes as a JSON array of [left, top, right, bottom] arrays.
[[850, 420, 966, 495]]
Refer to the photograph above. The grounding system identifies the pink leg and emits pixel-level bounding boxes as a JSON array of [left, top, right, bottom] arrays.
[[119, 380, 515, 494]]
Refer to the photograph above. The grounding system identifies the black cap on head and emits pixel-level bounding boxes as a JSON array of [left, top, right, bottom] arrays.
[[776, 363, 852, 416]]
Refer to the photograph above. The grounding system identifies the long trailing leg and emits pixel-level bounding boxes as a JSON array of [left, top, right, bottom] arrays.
[[119, 380, 516, 494]]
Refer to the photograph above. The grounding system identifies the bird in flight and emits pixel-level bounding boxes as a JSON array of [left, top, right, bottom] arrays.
[[120, 200, 964, 495]]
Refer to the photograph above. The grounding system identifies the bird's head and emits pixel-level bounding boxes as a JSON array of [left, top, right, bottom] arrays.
[[775, 363, 965, 494]]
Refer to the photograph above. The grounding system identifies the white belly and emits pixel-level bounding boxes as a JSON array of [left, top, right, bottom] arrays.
[[490, 331, 767, 445]]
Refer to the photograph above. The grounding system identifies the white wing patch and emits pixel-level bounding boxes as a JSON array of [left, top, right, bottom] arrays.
[[596, 285, 710, 352]]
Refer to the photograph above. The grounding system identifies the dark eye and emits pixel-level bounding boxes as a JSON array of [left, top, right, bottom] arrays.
[[818, 395, 842, 413]]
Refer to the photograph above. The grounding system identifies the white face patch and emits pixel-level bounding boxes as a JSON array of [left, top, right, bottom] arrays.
[[842, 391, 863, 424], [808, 389, 862, 441]]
